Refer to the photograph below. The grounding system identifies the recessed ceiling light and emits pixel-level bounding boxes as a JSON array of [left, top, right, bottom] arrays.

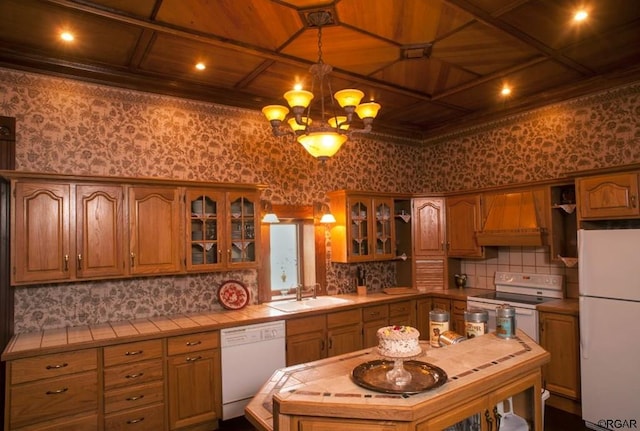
[[195, 62, 206, 71], [60, 31, 74, 42], [574, 10, 588, 21], [501, 86, 512, 97]]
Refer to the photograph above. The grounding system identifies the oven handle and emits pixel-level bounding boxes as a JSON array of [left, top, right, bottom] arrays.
[[467, 301, 535, 316]]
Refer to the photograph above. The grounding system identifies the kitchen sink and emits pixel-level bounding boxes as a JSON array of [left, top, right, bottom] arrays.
[[267, 296, 353, 312]]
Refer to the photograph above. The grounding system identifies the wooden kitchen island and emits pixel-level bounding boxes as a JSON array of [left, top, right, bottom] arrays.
[[246, 329, 549, 431]]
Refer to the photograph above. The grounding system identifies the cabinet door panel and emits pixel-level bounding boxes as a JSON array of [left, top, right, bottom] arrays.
[[129, 186, 182, 275], [578, 173, 640, 219], [167, 349, 220, 430], [413, 198, 445, 257], [13, 182, 71, 283], [327, 323, 362, 357], [76, 184, 125, 278], [446, 195, 482, 257], [539, 312, 580, 399], [286, 330, 326, 366]]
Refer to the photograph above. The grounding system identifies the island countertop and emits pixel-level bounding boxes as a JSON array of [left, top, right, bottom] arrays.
[[246, 329, 549, 431]]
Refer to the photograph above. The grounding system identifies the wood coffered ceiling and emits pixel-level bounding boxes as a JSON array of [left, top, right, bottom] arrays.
[[1, 0, 639, 141]]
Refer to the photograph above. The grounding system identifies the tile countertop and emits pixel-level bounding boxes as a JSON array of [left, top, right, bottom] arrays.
[[246, 329, 549, 431], [1, 289, 579, 361], [1, 291, 428, 361]]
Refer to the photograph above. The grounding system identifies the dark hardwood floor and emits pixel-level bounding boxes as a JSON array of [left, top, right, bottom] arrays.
[[219, 406, 588, 430]]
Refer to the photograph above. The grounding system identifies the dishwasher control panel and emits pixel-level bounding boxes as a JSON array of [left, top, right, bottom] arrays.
[[220, 321, 285, 347]]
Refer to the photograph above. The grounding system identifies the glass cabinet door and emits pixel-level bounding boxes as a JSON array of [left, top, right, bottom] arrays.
[[374, 198, 394, 259], [187, 191, 224, 269], [349, 198, 370, 259], [228, 193, 258, 265]]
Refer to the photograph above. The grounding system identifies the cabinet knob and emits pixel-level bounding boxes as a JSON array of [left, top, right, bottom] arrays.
[[631, 195, 637, 208], [63, 254, 69, 271], [77, 254, 82, 270], [46, 387, 69, 395], [130, 252, 136, 266]]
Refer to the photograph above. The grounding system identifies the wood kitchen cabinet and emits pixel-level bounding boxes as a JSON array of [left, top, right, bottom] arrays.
[[412, 197, 447, 291], [413, 197, 446, 257], [328, 191, 396, 262], [577, 172, 640, 219], [327, 308, 362, 357], [103, 340, 165, 430], [446, 194, 484, 258], [166, 331, 222, 430], [362, 304, 390, 348], [129, 185, 182, 276], [5, 348, 99, 430], [417, 371, 541, 431], [429, 298, 466, 334], [11, 180, 126, 284], [539, 311, 581, 410], [416, 298, 432, 341], [185, 188, 260, 271], [389, 299, 416, 327], [286, 315, 327, 366]]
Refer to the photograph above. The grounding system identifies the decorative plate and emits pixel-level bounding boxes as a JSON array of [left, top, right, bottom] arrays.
[[218, 280, 249, 310]]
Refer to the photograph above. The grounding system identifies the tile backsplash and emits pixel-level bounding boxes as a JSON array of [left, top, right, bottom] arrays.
[[460, 246, 579, 298]]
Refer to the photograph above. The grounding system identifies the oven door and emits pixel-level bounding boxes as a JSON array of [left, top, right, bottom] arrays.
[[466, 300, 539, 343]]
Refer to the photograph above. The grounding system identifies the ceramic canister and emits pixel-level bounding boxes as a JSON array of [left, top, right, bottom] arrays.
[[429, 309, 450, 348], [495, 304, 516, 339]]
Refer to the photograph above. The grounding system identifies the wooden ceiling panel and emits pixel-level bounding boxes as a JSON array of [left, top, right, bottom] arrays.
[[155, 0, 302, 51], [282, 26, 399, 76], [432, 21, 540, 75], [140, 34, 266, 87], [84, 0, 158, 18], [0, 0, 638, 141], [498, 0, 640, 50], [336, 0, 475, 45], [372, 57, 478, 96], [0, 0, 142, 66], [563, 24, 640, 73]]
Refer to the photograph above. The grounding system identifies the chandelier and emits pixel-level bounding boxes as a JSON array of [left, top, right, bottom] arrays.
[[262, 11, 381, 162]]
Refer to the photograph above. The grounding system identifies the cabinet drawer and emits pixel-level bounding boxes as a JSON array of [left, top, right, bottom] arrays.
[[327, 308, 361, 328], [104, 358, 164, 390], [104, 403, 165, 431], [11, 413, 98, 431], [9, 371, 98, 429], [10, 349, 97, 384], [104, 340, 163, 367], [167, 331, 219, 356], [452, 300, 467, 315], [286, 315, 325, 337], [105, 380, 164, 414], [362, 304, 389, 322], [389, 300, 413, 317]]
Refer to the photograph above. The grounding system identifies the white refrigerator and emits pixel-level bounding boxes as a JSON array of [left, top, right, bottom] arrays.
[[578, 229, 640, 430]]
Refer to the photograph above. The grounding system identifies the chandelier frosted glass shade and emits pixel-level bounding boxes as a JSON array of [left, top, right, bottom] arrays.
[[297, 131, 348, 161]]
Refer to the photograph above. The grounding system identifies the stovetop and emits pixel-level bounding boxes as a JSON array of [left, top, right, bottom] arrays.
[[469, 291, 559, 306]]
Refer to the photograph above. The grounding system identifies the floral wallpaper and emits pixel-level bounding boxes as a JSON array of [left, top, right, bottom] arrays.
[[1, 67, 639, 333]]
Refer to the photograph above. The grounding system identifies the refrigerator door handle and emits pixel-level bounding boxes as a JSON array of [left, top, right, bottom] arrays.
[[579, 296, 589, 359]]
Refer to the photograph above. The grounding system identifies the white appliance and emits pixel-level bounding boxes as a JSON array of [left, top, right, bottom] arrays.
[[578, 229, 640, 430], [220, 320, 286, 420], [467, 271, 564, 342]]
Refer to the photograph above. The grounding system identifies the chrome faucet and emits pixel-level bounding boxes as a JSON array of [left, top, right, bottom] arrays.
[[296, 283, 320, 301]]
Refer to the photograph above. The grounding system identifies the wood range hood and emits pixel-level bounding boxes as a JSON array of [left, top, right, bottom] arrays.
[[476, 190, 548, 247]]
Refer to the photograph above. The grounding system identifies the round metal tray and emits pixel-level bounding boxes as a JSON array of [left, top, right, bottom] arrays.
[[351, 359, 448, 394]]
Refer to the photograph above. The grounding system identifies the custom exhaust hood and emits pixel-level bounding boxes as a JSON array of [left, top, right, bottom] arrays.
[[476, 190, 548, 247]]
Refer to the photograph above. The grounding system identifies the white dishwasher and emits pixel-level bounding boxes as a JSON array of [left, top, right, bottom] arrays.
[[220, 320, 286, 420]]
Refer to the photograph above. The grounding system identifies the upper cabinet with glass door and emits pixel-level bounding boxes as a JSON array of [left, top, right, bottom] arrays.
[[186, 189, 260, 271], [227, 191, 260, 268], [328, 191, 397, 263], [186, 189, 225, 271]]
